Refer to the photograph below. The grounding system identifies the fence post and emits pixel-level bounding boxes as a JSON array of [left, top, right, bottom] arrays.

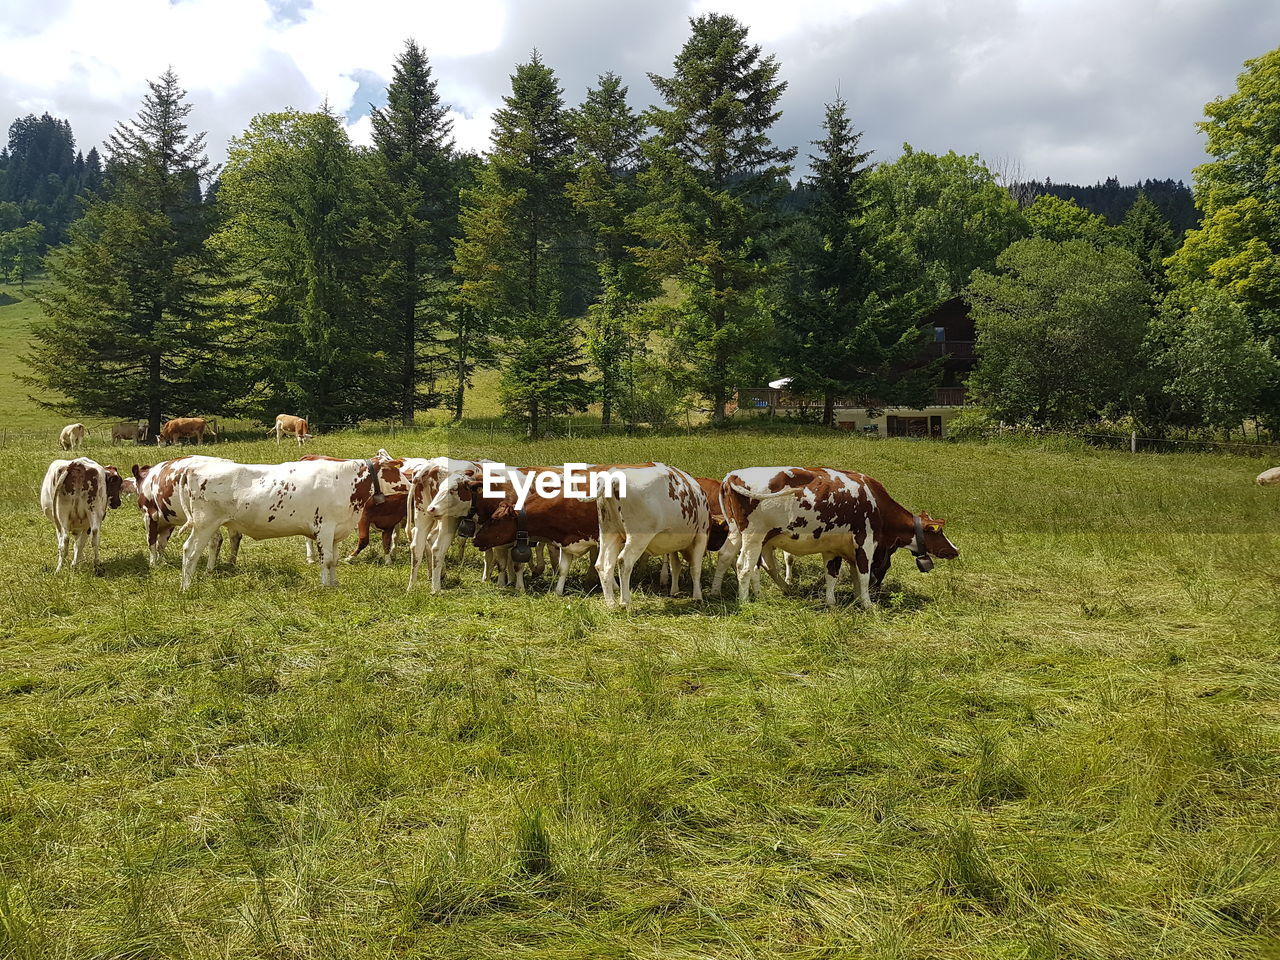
[[1130, 430, 1137, 454]]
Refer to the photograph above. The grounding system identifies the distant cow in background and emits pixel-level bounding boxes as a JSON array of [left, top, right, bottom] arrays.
[[59, 423, 86, 450], [270, 414, 313, 445], [112, 421, 147, 445], [1257, 467, 1280, 485], [40, 457, 124, 571], [159, 417, 216, 446]]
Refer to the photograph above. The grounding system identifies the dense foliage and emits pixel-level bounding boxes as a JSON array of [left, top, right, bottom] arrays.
[[16, 28, 1280, 439]]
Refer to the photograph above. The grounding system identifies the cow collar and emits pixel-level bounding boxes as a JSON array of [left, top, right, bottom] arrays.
[[911, 514, 934, 573], [511, 507, 532, 564], [457, 497, 479, 539], [363, 459, 387, 504]]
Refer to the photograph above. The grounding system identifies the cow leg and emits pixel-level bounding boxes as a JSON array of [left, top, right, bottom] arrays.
[[616, 534, 656, 610], [594, 533, 622, 607], [784, 552, 795, 584], [381, 526, 395, 564], [668, 552, 682, 597], [554, 545, 572, 596], [181, 527, 217, 590], [530, 541, 545, 578], [735, 537, 768, 603], [91, 523, 102, 572], [223, 531, 241, 568], [54, 528, 68, 572], [760, 550, 789, 591], [315, 529, 339, 587], [346, 513, 372, 563], [710, 535, 738, 598], [684, 535, 708, 601], [824, 554, 844, 608], [205, 528, 225, 572], [853, 546, 874, 609], [407, 514, 433, 591], [658, 555, 670, 588], [430, 517, 458, 593], [71, 530, 88, 568]]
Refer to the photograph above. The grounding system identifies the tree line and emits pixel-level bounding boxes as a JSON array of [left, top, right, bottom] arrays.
[[16, 18, 1280, 440]]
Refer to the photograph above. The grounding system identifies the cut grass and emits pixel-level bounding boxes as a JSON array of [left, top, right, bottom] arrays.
[[1, 425, 1279, 957]]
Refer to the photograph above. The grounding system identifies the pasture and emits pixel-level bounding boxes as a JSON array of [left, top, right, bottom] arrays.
[[2, 422, 1279, 959]]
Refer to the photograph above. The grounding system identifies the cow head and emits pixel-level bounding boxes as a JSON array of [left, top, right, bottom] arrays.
[[471, 491, 518, 549], [104, 466, 124, 509], [426, 467, 481, 519], [916, 512, 959, 560]]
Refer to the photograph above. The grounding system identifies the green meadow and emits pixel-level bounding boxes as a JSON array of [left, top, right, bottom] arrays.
[[1, 286, 1280, 958]]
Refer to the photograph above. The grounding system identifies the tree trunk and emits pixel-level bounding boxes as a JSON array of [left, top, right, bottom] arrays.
[[601, 393, 612, 430], [823, 390, 836, 428], [529, 397, 540, 440]]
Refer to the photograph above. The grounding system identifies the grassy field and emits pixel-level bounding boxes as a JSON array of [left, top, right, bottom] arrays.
[[1, 418, 1279, 959]]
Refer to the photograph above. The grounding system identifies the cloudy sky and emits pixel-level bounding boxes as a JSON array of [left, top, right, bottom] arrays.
[[1, 0, 1274, 184]]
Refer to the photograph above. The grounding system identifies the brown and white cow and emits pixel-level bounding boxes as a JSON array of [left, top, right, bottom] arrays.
[[133, 456, 236, 568], [407, 457, 501, 593], [169, 453, 404, 589], [112, 421, 147, 445], [269, 414, 313, 445], [595, 463, 712, 609], [159, 417, 216, 446], [659, 476, 730, 592], [297, 452, 419, 564], [59, 423, 87, 450], [40, 458, 124, 571], [715, 466, 958, 607], [465, 465, 612, 594]]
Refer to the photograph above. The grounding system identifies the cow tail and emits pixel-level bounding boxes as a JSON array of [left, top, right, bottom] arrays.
[[727, 481, 797, 501], [595, 478, 626, 542]]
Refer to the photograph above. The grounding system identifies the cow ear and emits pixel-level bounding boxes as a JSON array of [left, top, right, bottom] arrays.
[[105, 465, 119, 476], [491, 501, 513, 521], [926, 521, 944, 533], [465, 476, 485, 490], [131, 464, 144, 481]]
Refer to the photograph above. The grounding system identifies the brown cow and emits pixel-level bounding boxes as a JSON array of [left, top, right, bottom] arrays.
[[159, 417, 216, 446], [112, 421, 147, 444], [345, 492, 410, 563], [269, 414, 313, 445], [59, 423, 87, 450]]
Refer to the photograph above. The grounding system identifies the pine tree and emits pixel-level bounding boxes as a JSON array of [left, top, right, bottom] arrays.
[[1117, 192, 1176, 287], [454, 52, 588, 437], [634, 14, 795, 422], [568, 72, 653, 428], [369, 39, 456, 424], [215, 108, 392, 426], [776, 98, 927, 426], [25, 71, 233, 434]]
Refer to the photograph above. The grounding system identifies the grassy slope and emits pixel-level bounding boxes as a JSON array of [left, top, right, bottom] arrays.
[[1, 425, 1278, 959]]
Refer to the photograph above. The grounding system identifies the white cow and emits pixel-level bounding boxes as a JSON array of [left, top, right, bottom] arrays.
[[133, 456, 237, 568], [170, 453, 403, 590], [59, 423, 87, 450], [595, 463, 711, 609], [41, 458, 125, 571]]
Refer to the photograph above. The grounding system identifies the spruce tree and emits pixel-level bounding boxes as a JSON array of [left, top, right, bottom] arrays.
[[369, 39, 456, 424], [568, 72, 653, 428], [1117, 192, 1176, 286], [777, 98, 927, 426], [25, 71, 233, 434], [634, 14, 795, 422], [454, 52, 589, 437], [215, 108, 391, 426]]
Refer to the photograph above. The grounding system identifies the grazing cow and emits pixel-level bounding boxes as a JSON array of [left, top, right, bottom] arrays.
[[59, 423, 87, 450], [467, 466, 610, 594], [715, 466, 958, 607], [595, 463, 712, 609], [133, 456, 236, 568], [269, 414, 313, 445], [345, 492, 411, 563], [170, 453, 405, 590], [112, 421, 147, 445], [159, 417, 216, 446], [1257, 467, 1280, 485], [40, 458, 124, 571]]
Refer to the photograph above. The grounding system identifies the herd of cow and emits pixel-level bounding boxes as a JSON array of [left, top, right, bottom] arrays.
[[38, 430, 959, 609]]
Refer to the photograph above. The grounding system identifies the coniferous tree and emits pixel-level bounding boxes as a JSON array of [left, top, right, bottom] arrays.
[[568, 72, 654, 428], [634, 14, 795, 422], [369, 39, 456, 424], [777, 98, 928, 426], [215, 108, 392, 426], [25, 71, 233, 433], [454, 52, 589, 437], [1116, 192, 1176, 287]]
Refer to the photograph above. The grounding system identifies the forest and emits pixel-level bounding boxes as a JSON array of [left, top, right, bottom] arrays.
[[7, 16, 1278, 441]]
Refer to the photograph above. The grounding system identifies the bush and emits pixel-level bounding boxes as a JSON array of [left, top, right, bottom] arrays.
[[947, 407, 996, 441]]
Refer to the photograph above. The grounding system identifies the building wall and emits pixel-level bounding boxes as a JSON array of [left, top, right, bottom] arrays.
[[833, 405, 968, 437]]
